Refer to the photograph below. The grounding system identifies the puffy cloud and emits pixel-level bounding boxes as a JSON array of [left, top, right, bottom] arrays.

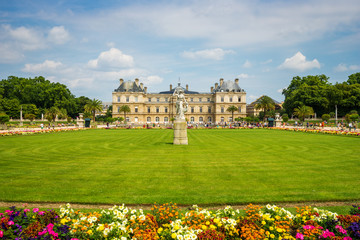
[[48, 26, 70, 44], [237, 73, 249, 79], [0, 43, 25, 63], [140, 75, 163, 85], [2, 24, 45, 50], [334, 63, 360, 72], [22, 60, 63, 73], [88, 48, 134, 69], [278, 52, 320, 71], [242, 60, 252, 68], [181, 48, 235, 60]]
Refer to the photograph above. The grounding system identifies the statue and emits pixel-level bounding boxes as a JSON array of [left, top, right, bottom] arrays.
[[174, 87, 188, 120]]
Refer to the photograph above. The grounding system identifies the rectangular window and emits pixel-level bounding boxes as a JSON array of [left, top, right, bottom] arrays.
[[199, 107, 202, 113], [238, 107, 242, 112], [191, 98, 193, 102], [157, 98, 160, 102], [135, 107, 138, 113], [118, 107, 120, 113], [207, 98, 210, 102], [156, 107, 159, 113], [199, 98, 202, 102], [238, 97, 241, 102], [221, 97, 224, 102], [208, 107, 211, 113], [230, 97, 232, 102], [135, 96, 138, 102], [117, 96, 120, 102], [147, 107, 151, 113], [221, 107, 224, 113], [165, 107, 168, 113], [165, 98, 168, 102], [191, 107, 194, 113], [126, 97, 129, 102], [148, 98, 151, 102]]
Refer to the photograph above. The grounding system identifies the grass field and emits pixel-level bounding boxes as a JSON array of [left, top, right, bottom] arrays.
[[0, 128, 359, 205]]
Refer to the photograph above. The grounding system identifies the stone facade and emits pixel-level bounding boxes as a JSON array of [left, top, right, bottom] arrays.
[[112, 78, 247, 124]]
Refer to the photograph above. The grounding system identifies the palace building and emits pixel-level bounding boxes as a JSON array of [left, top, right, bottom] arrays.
[[112, 78, 246, 124]]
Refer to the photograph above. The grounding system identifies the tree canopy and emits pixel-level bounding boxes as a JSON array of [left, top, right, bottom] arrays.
[[282, 73, 360, 117], [0, 76, 94, 119]]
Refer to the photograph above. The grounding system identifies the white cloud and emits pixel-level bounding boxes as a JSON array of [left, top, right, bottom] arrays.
[[48, 26, 70, 44], [3, 24, 45, 50], [0, 43, 25, 63], [181, 48, 235, 60], [140, 75, 163, 85], [22, 60, 63, 73], [334, 63, 360, 72], [242, 60, 252, 68], [278, 52, 320, 71], [88, 48, 134, 69], [247, 95, 259, 102], [237, 73, 249, 79]]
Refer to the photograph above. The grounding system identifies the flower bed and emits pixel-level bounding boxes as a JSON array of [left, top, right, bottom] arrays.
[[0, 128, 87, 137], [1, 203, 359, 239], [269, 127, 360, 137]]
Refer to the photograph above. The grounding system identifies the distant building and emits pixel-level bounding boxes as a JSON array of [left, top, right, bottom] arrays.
[[112, 78, 247, 124], [246, 95, 283, 116]]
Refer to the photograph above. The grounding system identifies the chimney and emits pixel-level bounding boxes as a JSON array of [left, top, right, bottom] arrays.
[[220, 78, 224, 86], [170, 84, 172, 91], [140, 83, 144, 89], [186, 84, 189, 91], [144, 87, 147, 93], [235, 78, 239, 84], [215, 83, 218, 88], [211, 86, 214, 92], [120, 78, 124, 85], [135, 78, 139, 86]]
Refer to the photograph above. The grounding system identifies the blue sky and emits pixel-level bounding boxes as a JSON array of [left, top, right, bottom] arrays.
[[1, 0, 360, 102]]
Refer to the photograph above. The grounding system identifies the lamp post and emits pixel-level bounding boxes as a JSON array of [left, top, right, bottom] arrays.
[[335, 104, 338, 126], [20, 105, 23, 126]]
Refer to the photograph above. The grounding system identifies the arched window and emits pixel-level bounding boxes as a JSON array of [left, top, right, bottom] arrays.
[[190, 117, 194, 122], [199, 117, 203, 122], [155, 117, 160, 122], [164, 117, 168, 122], [147, 117, 151, 122], [208, 116, 212, 122]]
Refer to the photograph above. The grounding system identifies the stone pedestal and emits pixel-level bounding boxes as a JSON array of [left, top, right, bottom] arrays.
[[77, 113, 85, 128], [173, 119, 188, 145], [274, 113, 282, 127]]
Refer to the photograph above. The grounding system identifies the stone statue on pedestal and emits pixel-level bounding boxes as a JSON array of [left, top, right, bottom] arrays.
[[173, 84, 188, 145]]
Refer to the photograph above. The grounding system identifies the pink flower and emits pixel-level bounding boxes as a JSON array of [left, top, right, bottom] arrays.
[[296, 232, 304, 240], [0, 230, 3, 237], [39, 211, 45, 215], [5, 210, 13, 215], [33, 208, 39, 213], [320, 229, 335, 238], [24, 209, 30, 212], [303, 225, 315, 230], [8, 220, 14, 225], [335, 225, 347, 234], [344, 237, 352, 240], [38, 230, 47, 236]]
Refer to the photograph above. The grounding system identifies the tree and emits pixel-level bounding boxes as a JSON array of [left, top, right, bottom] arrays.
[[84, 99, 103, 122], [119, 105, 131, 122], [347, 72, 360, 85], [58, 108, 68, 120], [321, 114, 330, 122], [255, 96, 275, 120], [24, 113, 36, 121], [350, 114, 359, 122], [282, 113, 289, 122], [293, 105, 314, 122], [45, 107, 61, 122], [226, 105, 238, 122]]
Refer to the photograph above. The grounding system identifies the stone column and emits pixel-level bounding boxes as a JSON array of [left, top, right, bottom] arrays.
[[173, 119, 188, 145]]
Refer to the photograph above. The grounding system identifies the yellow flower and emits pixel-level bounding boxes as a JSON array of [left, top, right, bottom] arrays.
[[217, 222, 222, 227], [276, 228, 282, 232], [270, 234, 275, 238], [157, 227, 163, 234], [206, 221, 210, 225], [87, 230, 93, 235], [266, 231, 270, 236], [202, 225, 208, 230], [214, 218, 219, 224], [171, 233, 177, 239], [275, 216, 281, 220], [210, 224, 216, 230], [262, 221, 266, 225], [269, 226, 274, 231], [174, 225, 180, 230], [60, 218, 68, 225]]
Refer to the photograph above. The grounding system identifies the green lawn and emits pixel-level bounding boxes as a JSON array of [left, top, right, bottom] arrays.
[[0, 128, 359, 205]]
